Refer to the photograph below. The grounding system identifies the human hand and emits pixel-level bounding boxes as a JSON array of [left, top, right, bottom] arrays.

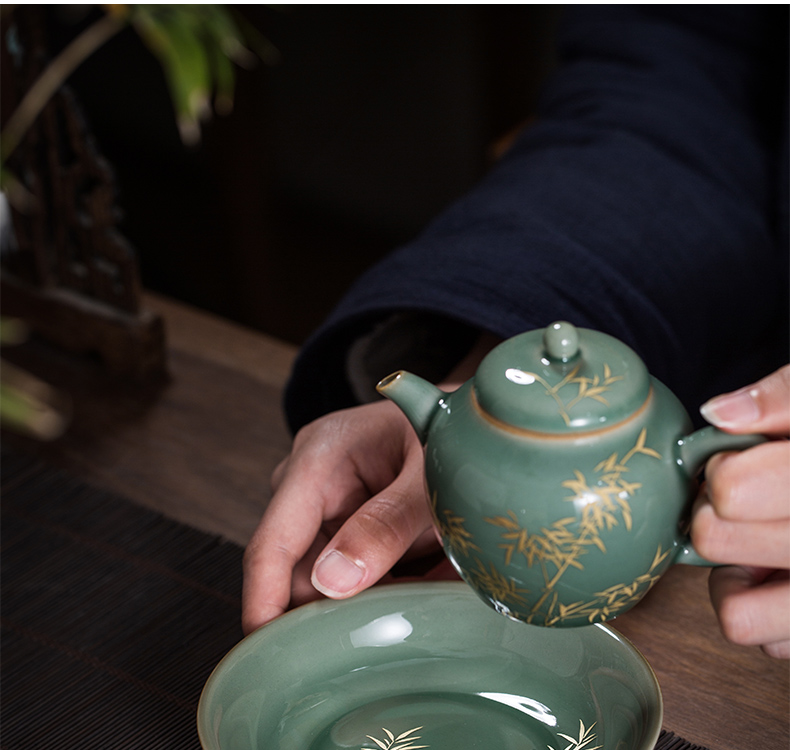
[[692, 365, 790, 658], [241, 398, 440, 634], [242, 334, 498, 635]]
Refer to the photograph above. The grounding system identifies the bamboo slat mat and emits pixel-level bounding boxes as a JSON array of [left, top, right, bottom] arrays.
[[1, 448, 243, 749], [0, 448, 709, 750]]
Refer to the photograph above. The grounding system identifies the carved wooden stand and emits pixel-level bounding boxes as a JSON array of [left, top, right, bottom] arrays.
[[1, 8, 166, 381]]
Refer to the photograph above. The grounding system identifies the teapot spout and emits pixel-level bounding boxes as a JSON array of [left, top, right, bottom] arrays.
[[376, 371, 446, 445]]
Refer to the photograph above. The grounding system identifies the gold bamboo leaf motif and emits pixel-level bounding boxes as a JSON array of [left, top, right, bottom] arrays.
[[483, 430, 663, 624], [554, 544, 671, 624], [518, 362, 624, 426], [365, 726, 428, 750], [364, 719, 602, 750], [551, 719, 602, 750], [485, 511, 577, 569], [431, 492, 479, 557], [649, 543, 673, 571], [468, 558, 528, 607]]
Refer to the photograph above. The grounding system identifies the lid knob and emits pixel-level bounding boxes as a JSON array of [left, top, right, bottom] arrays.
[[474, 322, 651, 434], [543, 321, 579, 362]]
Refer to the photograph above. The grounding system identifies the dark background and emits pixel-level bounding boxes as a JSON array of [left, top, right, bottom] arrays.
[[40, 5, 562, 345]]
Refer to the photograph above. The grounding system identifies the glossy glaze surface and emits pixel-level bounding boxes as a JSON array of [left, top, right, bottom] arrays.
[[425, 377, 695, 627], [198, 582, 662, 750], [379, 323, 766, 627], [474, 322, 650, 434]]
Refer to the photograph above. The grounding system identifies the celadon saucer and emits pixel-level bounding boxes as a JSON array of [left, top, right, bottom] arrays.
[[198, 582, 662, 750]]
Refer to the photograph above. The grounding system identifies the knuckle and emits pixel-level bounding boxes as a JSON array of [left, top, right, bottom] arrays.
[[291, 411, 359, 463], [355, 493, 420, 553], [770, 364, 790, 393], [290, 419, 323, 452], [757, 365, 790, 423], [243, 531, 295, 574], [690, 506, 727, 562], [705, 453, 741, 518], [717, 594, 757, 646]]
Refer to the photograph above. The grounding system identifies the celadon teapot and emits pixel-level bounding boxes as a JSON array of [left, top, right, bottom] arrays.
[[377, 321, 765, 627]]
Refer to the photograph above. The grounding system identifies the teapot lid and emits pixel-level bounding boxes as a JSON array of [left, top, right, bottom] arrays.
[[473, 322, 650, 434]]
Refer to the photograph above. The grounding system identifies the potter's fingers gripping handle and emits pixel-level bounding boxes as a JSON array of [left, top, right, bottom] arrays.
[[674, 425, 767, 566], [677, 425, 767, 479]]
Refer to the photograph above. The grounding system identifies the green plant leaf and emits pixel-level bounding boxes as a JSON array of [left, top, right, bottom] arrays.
[[131, 6, 212, 143], [0, 380, 68, 440], [127, 5, 263, 144]]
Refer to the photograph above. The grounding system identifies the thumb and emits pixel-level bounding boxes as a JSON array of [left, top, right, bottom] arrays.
[[700, 364, 790, 436], [310, 448, 432, 599]]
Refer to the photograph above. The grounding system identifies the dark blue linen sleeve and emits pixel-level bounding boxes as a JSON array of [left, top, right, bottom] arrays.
[[284, 5, 789, 433]]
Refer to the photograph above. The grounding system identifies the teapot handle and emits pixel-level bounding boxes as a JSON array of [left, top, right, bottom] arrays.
[[677, 425, 767, 480], [674, 425, 768, 567], [674, 541, 716, 567]]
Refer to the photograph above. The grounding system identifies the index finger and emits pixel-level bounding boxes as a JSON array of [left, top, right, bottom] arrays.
[[241, 477, 325, 634], [242, 448, 371, 634], [701, 364, 790, 436]]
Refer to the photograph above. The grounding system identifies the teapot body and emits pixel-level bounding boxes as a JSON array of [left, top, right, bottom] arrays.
[[379, 322, 765, 627], [425, 377, 693, 627]]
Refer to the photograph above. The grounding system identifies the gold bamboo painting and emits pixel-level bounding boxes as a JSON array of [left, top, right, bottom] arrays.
[[432, 428, 665, 626], [517, 361, 624, 426], [362, 719, 600, 749], [550, 720, 602, 750], [365, 726, 427, 750]]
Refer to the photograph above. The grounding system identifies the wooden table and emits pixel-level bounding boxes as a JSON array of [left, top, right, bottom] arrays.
[[4, 292, 788, 749]]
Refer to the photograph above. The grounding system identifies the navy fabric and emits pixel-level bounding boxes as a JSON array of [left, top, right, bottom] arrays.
[[285, 5, 789, 433]]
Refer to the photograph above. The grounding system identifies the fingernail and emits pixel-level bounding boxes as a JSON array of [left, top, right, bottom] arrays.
[[700, 387, 760, 428], [312, 550, 365, 597]]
